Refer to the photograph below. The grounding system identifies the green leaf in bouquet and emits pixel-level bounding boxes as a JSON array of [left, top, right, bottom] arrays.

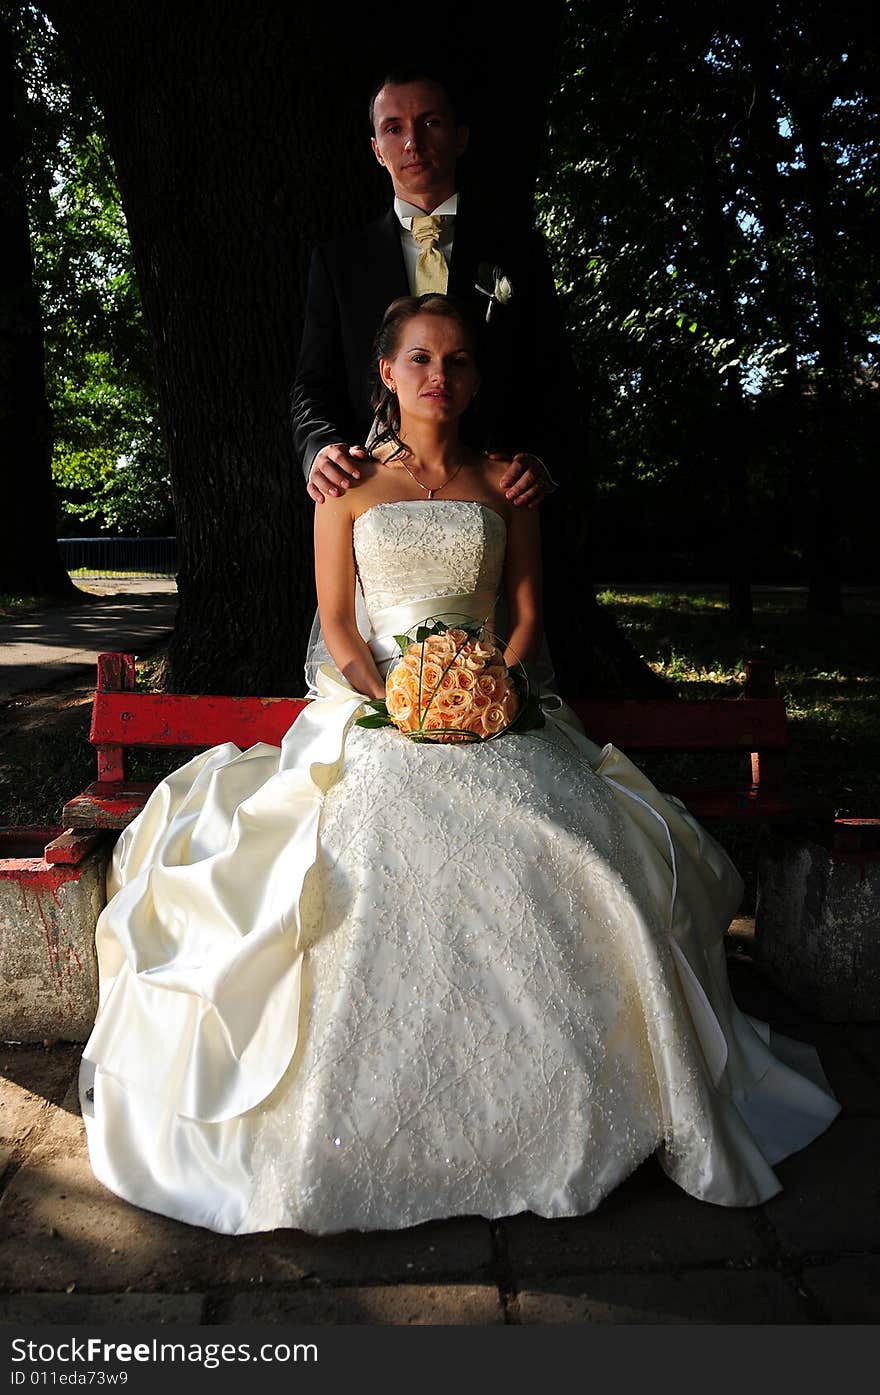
[[415, 626, 431, 642], [355, 713, 394, 729], [363, 698, 389, 713], [394, 635, 412, 655]]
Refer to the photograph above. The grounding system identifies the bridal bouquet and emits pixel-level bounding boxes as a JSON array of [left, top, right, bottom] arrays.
[[356, 617, 542, 744]]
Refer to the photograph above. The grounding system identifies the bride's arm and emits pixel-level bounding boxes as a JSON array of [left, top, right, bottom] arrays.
[[314, 498, 386, 700], [502, 503, 543, 666]]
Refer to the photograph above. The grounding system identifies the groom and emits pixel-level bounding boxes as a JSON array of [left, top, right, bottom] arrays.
[[292, 67, 581, 507]]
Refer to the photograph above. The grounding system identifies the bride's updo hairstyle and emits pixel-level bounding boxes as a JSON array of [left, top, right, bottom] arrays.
[[371, 293, 483, 458]]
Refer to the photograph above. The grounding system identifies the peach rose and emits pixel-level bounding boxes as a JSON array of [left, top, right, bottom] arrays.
[[481, 704, 507, 735], [444, 689, 472, 712], [476, 674, 502, 700], [421, 663, 442, 691]]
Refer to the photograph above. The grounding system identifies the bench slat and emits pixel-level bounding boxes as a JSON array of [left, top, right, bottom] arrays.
[[90, 691, 309, 750], [568, 698, 788, 751], [62, 779, 830, 834], [667, 786, 832, 823], [90, 691, 787, 755]]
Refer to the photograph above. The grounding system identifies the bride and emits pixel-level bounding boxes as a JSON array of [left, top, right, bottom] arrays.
[[79, 294, 839, 1236]]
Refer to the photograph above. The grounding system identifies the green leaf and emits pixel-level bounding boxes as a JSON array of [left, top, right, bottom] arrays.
[[394, 635, 412, 655], [355, 714, 394, 729]]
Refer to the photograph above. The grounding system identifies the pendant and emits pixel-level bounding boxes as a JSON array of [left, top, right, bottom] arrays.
[[428, 489, 435, 499]]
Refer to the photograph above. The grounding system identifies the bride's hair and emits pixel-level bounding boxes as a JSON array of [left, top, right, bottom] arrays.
[[371, 294, 481, 459]]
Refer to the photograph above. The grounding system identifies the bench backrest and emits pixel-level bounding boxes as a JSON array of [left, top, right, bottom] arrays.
[[90, 652, 787, 789]]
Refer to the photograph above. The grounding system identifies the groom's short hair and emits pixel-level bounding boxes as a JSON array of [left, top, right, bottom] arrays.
[[367, 67, 462, 132]]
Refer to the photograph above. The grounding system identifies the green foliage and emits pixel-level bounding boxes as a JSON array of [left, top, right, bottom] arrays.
[[538, 1, 880, 582], [13, 7, 171, 535]]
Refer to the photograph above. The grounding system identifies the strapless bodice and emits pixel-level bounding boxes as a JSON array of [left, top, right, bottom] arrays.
[[353, 500, 506, 638]]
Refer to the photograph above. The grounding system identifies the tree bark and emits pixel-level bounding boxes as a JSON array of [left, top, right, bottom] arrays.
[[0, 15, 75, 597]]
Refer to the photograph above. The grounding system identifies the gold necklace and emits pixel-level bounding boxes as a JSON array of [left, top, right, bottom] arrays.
[[399, 458, 465, 500]]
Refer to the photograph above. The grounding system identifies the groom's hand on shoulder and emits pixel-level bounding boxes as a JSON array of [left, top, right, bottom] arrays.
[[308, 443, 370, 504], [491, 452, 558, 509]]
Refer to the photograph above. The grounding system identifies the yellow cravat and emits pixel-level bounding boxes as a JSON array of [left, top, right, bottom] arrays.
[[411, 215, 449, 295]]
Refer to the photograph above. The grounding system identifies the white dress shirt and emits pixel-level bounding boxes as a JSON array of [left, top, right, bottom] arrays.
[[394, 193, 459, 294]]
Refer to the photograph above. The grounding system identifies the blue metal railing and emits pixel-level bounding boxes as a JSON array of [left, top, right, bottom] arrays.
[[58, 537, 178, 577]]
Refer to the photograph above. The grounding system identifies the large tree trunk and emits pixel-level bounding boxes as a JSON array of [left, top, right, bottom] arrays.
[[43, 0, 661, 696], [0, 16, 75, 597]]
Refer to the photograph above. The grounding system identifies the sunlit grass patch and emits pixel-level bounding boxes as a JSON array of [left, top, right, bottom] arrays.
[[599, 585, 880, 814], [0, 593, 53, 619]]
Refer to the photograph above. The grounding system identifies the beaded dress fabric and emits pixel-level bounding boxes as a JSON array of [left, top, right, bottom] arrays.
[[80, 501, 839, 1235]]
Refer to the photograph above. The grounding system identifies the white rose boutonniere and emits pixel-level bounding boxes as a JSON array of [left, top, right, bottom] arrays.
[[475, 262, 513, 323]]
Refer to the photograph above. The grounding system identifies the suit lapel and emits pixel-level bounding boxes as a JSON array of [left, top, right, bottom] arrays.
[[366, 210, 409, 309]]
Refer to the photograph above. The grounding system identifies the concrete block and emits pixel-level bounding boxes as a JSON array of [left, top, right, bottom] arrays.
[[0, 828, 111, 1043], [755, 826, 880, 1021]]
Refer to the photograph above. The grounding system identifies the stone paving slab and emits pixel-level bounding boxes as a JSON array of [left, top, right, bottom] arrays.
[[501, 1161, 769, 1276], [517, 1268, 808, 1323], [763, 1117, 880, 1254], [224, 1217, 495, 1287], [0, 1293, 205, 1325], [2, 1017, 879, 1326], [227, 1284, 504, 1325], [804, 1031, 880, 1117], [0, 1099, 494, 1293], [846, 1025, 880, 1077], [800, 1257, 880, 1323], [0, 1046, 81, 1148]]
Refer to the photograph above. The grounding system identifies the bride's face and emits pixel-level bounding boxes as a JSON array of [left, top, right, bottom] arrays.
[[380, 314, 480, 426]]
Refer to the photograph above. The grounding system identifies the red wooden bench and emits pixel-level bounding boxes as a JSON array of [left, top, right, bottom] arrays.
[[59, 652, 832, 833]]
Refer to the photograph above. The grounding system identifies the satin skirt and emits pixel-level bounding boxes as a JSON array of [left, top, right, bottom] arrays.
[[80, 655, 839, 1235]]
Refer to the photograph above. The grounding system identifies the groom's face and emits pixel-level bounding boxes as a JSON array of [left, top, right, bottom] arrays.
[[371, 80, 468, 210]]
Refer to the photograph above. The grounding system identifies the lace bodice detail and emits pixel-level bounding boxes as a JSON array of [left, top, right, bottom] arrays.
[[353, 501, 506, 627]]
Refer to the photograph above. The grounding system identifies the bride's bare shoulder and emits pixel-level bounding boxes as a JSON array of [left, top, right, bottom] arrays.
[[347, 446, 410, 520], [477, 452, 514, 515]]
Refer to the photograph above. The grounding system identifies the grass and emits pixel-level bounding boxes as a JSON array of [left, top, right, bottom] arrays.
[[66, 569, 174, 579], [0, 593, 56, 619]]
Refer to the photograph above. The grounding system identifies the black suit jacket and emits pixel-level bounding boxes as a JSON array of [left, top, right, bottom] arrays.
[[292, 201, 581, 478]]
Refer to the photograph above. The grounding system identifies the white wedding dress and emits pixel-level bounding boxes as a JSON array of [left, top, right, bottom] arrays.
[[80, 500, 839, 1235]]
